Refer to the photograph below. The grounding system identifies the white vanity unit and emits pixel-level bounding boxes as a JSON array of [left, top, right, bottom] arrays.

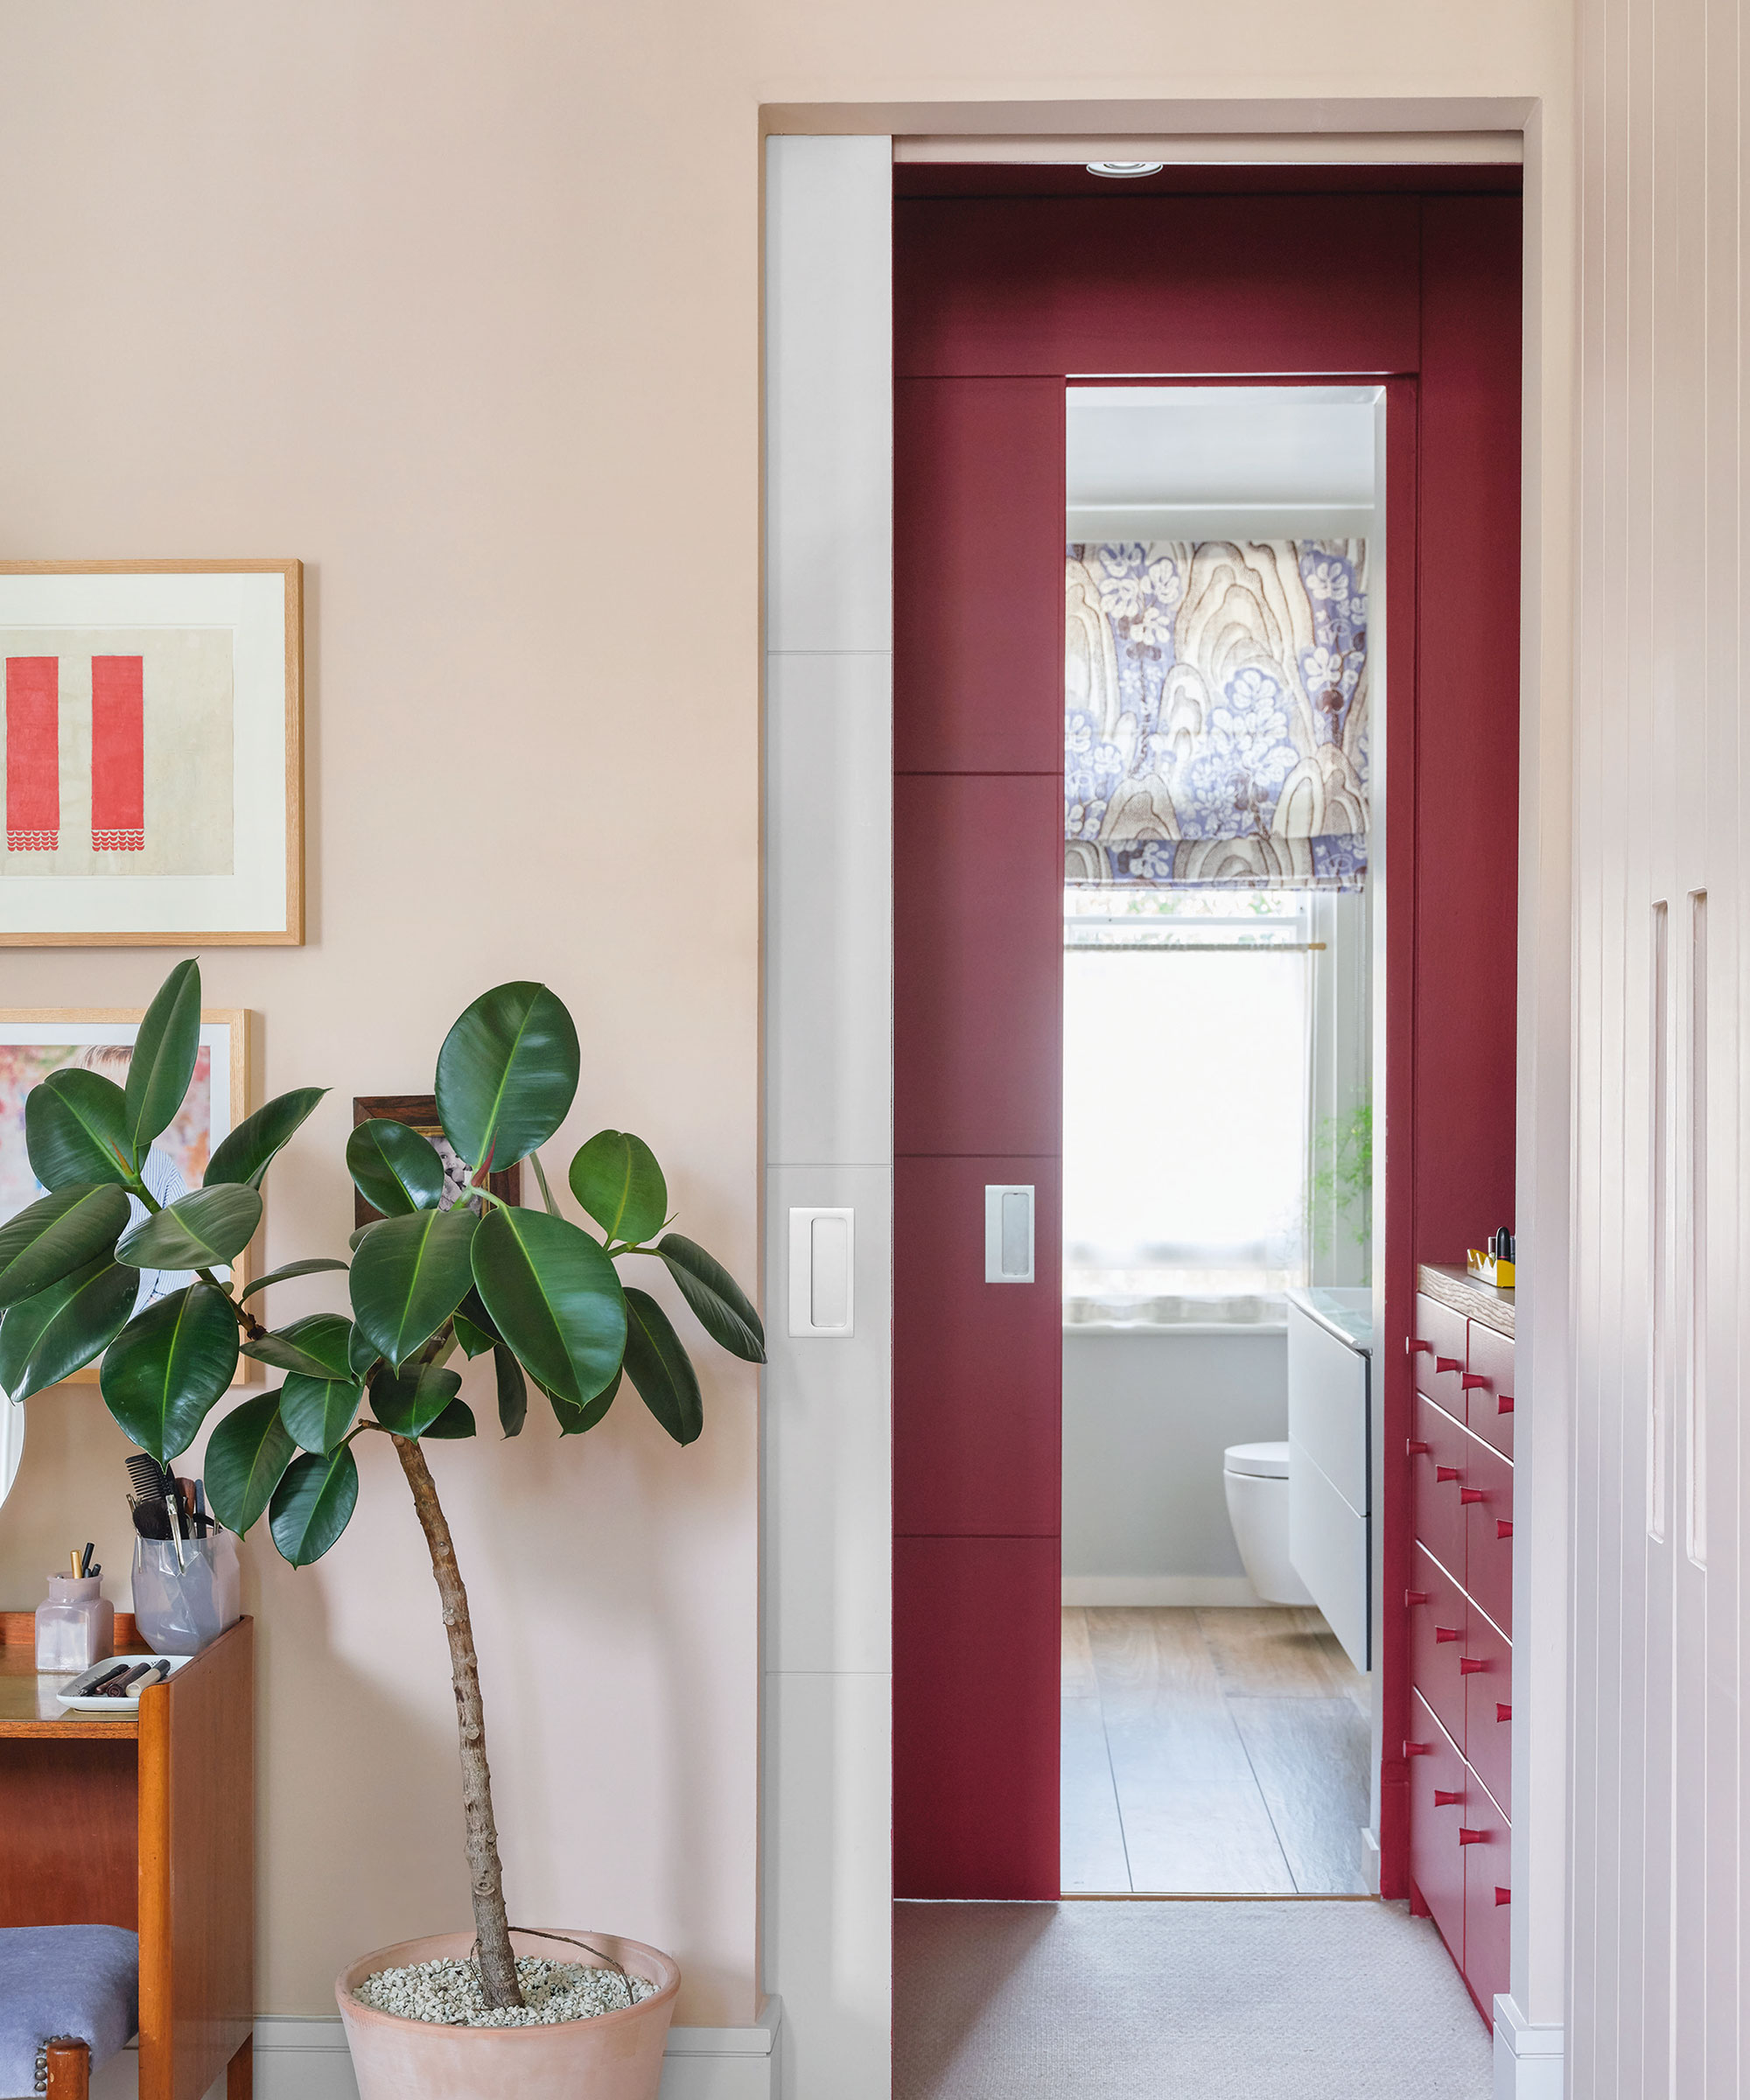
[[1285, 1284, 1373, 1671]]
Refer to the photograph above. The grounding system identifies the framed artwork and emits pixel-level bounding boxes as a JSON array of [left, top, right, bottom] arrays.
[[0, 560, 303, 945], [353, 1095, 522, 1228], [0, 1007, 258, 1393]]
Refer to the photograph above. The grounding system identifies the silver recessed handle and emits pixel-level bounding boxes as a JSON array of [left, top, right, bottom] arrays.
[[984, 1185, 1034, 1284]]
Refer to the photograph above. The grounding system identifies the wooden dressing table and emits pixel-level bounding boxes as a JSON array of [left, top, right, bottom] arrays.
[[0, 1614, 254, 2100]]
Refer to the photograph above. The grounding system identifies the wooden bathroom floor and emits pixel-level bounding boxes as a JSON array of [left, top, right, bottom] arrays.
[[1061, 1606, 1371, 1895]]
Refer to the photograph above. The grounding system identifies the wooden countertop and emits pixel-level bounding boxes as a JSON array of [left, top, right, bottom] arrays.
[[1418, 1261, 1515, 1338], [0, 1609, 152, 1739]]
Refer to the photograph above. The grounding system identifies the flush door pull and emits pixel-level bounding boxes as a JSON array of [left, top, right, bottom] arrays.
[[984, 1186, 1034, 1284], [788, 1208, 855, 1338]]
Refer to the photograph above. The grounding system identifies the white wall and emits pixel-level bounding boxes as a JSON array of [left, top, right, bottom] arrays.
[[1061, 1331, 1285, 1598]]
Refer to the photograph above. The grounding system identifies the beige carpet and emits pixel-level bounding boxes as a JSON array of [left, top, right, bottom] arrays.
[[894, 1900, 1493, 2099]]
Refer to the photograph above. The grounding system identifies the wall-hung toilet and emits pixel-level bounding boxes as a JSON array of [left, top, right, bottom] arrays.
[[1222, 1442, 1313, 1605]]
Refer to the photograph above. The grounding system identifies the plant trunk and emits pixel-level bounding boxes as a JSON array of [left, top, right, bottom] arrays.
[[393, 1433, 522, 2008]]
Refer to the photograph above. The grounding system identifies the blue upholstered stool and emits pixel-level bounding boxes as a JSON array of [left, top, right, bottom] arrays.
[[0, 1928, 138, 2099]]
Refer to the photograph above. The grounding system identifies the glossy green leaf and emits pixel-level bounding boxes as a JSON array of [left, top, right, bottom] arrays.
[[349, 1208, 478, 1369], [236, 1257, 350, 1303], [469, 1205, 626, 1406], [621, 1285, 704, 1446], [0, 1185, 131, 1310], [0, 1255, 137, 1402], [546, 1367, 619, 1436], [347, 1222, 381, 1253], [116, 1184, 262, 1270], [99, 1282, 241, 1461], [494, 1345, 527, 1436], [370, 1362, 462, 1438], [434, 982, 579, 1172], [346, 1321, 380, 1381], [25, 1070, 136, 1188], [123, 959, 202, 1155], [205, 1393, 298, 1535], [568, 1129, 668, 1245], [346, 1118, 447, 1219], [279, 1373, 363, 1454], [656, 1233, 766, 1362], [270, 1446, 360, 1565], [241, 1312, 355, 1379], [451, 1287, 501, 1360], [206, 1088, 328, 1190], [423, 1397, 476, 1438]]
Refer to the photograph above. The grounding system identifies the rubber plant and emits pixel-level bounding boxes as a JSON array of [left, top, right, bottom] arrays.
[[0, 959, 764, 2010]]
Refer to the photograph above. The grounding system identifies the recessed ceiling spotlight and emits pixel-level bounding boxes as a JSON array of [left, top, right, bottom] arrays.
[[1086, 160, 1167, 178]]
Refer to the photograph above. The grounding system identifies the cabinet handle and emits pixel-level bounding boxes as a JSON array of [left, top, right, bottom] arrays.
[[1405, 1740, 1432, 1757], [1494, 1886, 1511, 1906], [1434, 1788, 1465, 1806], [1408, 1439, 1432, 1455], [1497, 1519, 1514, 1539], [1436, 1627, 1461, 1643], [1461, 1373, 1490, 1391], [1437, 1355, 1461, 1375], [1437, 1466, 1462, 1482], [1496, 1703, 1512, 1723], [1406, 1590, 1430, 1606], [1460, 1656, 1487, 1674], [1459, 1828, 1488, 1845], [1460, 1488, 1485, 1504], [1408, 1337, 1433, 1354], [1498, 1393, 1515, 1413]]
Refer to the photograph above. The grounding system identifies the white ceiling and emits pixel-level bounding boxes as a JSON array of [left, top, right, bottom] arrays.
[[1066, 385, 1378, 540]]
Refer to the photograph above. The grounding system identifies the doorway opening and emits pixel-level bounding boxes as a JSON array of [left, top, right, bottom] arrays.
[[1058, 385, 1379, 1894]]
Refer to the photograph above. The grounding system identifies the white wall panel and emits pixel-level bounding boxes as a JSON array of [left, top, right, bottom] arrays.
[[1573, 0, 1746, 2087]]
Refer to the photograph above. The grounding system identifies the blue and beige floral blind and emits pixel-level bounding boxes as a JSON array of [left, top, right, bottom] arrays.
[[1065, 539, 1369, 889]]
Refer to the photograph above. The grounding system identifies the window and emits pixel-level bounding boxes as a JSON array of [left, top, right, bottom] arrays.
[[1062, 892, 1312, 1326]]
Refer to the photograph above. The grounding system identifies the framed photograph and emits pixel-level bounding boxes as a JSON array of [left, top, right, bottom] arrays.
[[353, 1094, 522, 1228], [0, 560, 303, 945], [0, 1007, 258, 1391]]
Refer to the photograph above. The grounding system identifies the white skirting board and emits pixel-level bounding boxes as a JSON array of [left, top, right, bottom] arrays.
[[90, 2006, 782, 2100], [1492, 1996, 1563, 2100], [1061, 1575, 1264, 1606]]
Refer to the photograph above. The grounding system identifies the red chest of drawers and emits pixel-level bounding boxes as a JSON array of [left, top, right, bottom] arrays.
[[1407, 1265, 1515, 2025]]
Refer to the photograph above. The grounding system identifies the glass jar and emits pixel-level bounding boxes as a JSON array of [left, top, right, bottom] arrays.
[[35, 1573, 116, 1672], [131, 1532, 240, 1655]]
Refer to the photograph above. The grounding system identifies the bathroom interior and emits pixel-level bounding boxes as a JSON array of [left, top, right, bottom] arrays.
[[1060, 385, 1382, 1896]]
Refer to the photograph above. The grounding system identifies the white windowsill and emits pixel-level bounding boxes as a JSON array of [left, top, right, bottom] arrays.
[[1062, 1320, 1289, 1336]]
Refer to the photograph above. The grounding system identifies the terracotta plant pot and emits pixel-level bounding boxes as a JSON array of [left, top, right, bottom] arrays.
[[336, 1928, 680, 2100]]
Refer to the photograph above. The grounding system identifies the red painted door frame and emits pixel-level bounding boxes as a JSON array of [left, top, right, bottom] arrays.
[[892, 182, 1521, 1901]]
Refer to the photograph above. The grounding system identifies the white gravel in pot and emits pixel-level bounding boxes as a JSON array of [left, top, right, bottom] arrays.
[[353, 1955, 658, 2027]]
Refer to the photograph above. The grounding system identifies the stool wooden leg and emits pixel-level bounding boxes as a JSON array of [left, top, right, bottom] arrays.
[[227, 2032, 254, 2099], [44, 2038, 91, 2100]]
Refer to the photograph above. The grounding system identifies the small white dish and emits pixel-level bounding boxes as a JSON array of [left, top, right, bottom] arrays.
[[55, 1654, 193, 1711]]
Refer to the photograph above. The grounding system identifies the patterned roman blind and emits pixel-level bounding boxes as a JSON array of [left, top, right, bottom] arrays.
[[1065, 539, 1369, 890]]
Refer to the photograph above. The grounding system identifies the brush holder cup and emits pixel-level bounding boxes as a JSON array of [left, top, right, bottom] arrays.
[[35, 1574, 116, 1672], [131, 1533, 240, 1655]]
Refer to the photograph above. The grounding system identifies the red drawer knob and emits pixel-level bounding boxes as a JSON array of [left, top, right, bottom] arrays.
[[1459, 1827, 1487, 1845], [1405, 1740, 1432, 1757], [1495, 1886, 1511, 1907], [1496, 1703, 1512, 1723], [1437, 1356, 1461, 1375], [1436, 1627, 1461, 1643], [1437, 1465, 1462, 1482], [1460, 1488, 1485, 1504], [1433, 1788, 1465, 1807], [1498, 1393, 1515, 1413], [1460, 1657, 1487, 1675], [1409, 1337, 1434, 1355], [1497, 1519, 1514, 1539], [1407, 1439, 1432, 1455], [1406, 1590, 1430, 1606], [1461, 1373, 1489, 1391]]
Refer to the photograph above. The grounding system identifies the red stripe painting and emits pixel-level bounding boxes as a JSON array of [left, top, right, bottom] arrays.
[[91, 654, 144, 851], [5, 656, 60, 852]]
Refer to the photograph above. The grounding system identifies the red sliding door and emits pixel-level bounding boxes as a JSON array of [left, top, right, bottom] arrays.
[[892, 170, 1521, 1900]]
